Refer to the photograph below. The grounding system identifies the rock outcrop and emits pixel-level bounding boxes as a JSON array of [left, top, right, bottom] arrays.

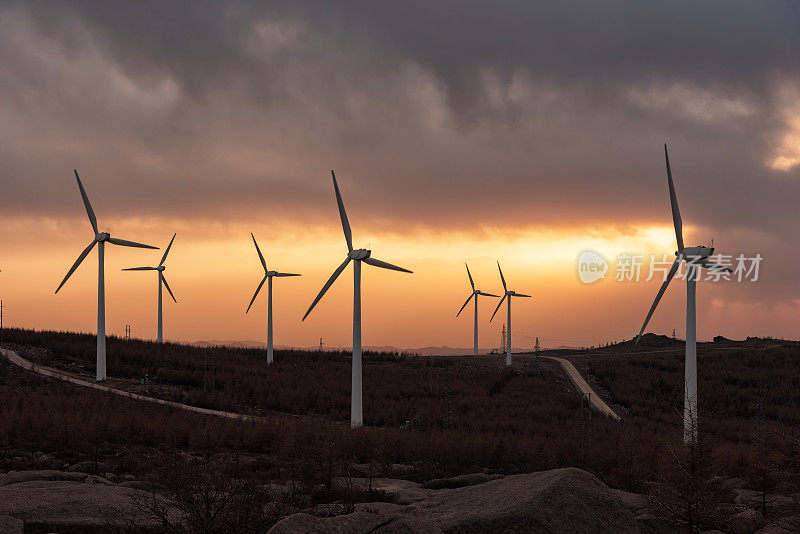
[[0, 473, 175, 533], [270, 467, 641, 534]]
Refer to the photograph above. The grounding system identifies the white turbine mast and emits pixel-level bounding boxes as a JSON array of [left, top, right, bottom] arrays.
[[456, 264, 499, 356], [635, 145, 731, 443], [489, 261, 532, 366], [302, 170, 413, 428], [55, 170, 158, 381], [122, 233, 177, 344], [246, 233, 301, 364]]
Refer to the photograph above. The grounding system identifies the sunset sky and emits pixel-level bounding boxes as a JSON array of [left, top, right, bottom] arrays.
[[2, 2, 800, 350]]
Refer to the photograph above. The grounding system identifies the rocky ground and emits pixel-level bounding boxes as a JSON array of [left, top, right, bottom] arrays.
[[0, 462, 796, 533]]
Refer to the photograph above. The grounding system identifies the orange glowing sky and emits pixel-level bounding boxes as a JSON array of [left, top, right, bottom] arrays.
[[2, 2, 800, 350]]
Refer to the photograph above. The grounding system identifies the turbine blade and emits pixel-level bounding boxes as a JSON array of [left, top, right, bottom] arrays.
[[274, 272, 301, 277], [159, 233, 176, 267], [246, 274, 267, 313], [489, 294, 507, 322], [331, 170, 353, 252], [456, 293, 474, 317], [302, 256, 351, 321], [515, 293, 532, 298], [466, 263, 475, 290], [700, 260, 732, 273], [497, 261, 507, 291], [55, 239, 96, 293], [251, 233, 267, 271], [122, 266, 157, 271], [74, 170, 98, 235], [478, 291, 500, 297], [363, 257, 413, 273], [665, 144, 684, 252], [161, 272, 177, 303], [108, 237, 158, 249], [636, 257, 681, 344]]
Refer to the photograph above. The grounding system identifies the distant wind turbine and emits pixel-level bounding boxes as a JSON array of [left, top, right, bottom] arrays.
[[635, 145, 730, 443], [457, 264, 499, 356], [56, 170, 158, 381], [122, 233, 177, 344], [246, 233, 301, 364], [302, 170, 413, 427], [489, 261, 531, 366]]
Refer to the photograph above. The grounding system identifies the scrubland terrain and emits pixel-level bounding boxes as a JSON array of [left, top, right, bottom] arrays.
[[0, 328, 798, 532]]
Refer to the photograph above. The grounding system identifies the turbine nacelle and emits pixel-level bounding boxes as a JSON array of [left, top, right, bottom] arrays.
[[246, 233, 302, 314], [349, 249, 371, 260], [157, 265, 166, 272], [96, 232, 111, 242], [679, 246, 713, 261]]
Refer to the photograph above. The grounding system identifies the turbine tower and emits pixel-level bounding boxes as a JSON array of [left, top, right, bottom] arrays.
[[490, 261, 531, 366], [122, 233, 177, 343], [246, 233, 301, 364], [56, 170, 157, 381], [635, 145, 730, 443], [303, 170, 412, 427], [456, 264, 499, 356]]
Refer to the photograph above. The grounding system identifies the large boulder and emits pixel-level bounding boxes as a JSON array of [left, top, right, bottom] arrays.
[[424, 473, 502, 489], [723, 508, 765, 534], [269, 503, 441, 533], [331, 477, 422, 499], [406, 468, 641, 533], [734, 489, 793, 512], [0, 515, 23, 534], [273, 468, 641, 534], [0, 479, 176, 533], [0, 470, 90, 486], [66, 460, 113, 474]]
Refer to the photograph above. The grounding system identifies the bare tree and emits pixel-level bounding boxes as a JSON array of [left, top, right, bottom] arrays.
[[129, 457, 281, 534], [648, 413, 728, 532]]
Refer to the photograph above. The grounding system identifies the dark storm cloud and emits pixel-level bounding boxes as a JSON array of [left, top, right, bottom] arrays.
[[2, 0, 800, 241]]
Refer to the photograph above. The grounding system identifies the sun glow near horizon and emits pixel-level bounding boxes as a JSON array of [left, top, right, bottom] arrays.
[[0, 212, 708, 349]]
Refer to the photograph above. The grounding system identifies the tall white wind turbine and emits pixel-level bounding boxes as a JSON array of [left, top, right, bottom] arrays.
[[456, 264, 499, 356], [302, 170, 413, 428], [122, 233, 177, 344], [489, 261, 531, 366], [56, 170, 158, 381], [635, 145, 730, 443], [246, 233, 301, 364]]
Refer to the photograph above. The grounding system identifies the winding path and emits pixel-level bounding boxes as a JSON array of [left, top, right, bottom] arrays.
[[543, 356, 621, 420], [0, 347, 263, 423], [1, 346, 622, 424]]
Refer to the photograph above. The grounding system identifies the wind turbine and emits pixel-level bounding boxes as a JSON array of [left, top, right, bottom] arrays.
[[56, 170, 158, 381], [489, 261, 531, 366], [635, 145, 730, 443], [122, 233, 177, 344], [456, 264, 499, 356], [302, 170, 412, 428], [246, 233, 301, 364]]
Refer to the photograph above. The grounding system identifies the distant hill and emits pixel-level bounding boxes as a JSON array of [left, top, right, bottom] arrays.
[[188, 340, 501, 357]]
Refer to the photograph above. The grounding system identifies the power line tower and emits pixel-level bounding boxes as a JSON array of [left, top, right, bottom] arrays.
[[319, 337, 324, 351], [124, 324, 131, 340], [500, 324, 506, 354]]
